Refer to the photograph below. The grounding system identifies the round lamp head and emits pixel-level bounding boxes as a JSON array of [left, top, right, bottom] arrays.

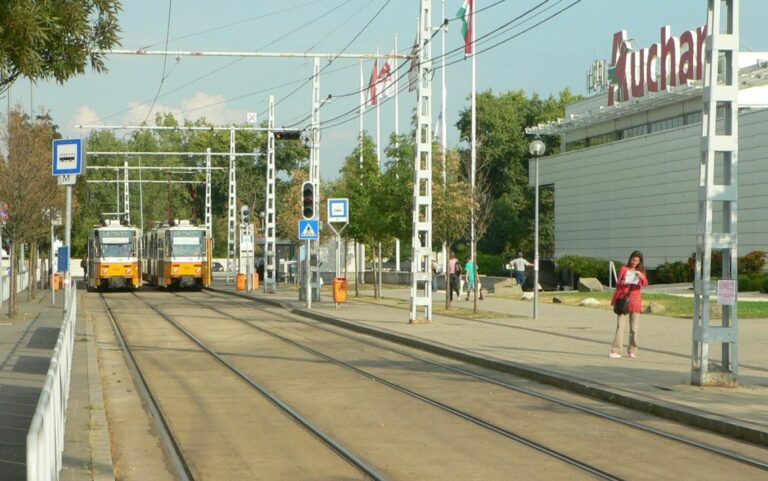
[[529, 138, 546, 157]]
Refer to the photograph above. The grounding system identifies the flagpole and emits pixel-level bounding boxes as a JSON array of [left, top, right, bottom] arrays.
[[394, 34, 400, 143], [376, 48, 381, 168], [470, 0, 477, 305], [359, 58, 364, 171], [394, 33, 401, 273], [441, 0, 448, 179]]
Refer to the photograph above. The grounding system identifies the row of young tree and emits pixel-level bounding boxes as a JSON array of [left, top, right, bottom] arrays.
[[0, 88, 574, 315]]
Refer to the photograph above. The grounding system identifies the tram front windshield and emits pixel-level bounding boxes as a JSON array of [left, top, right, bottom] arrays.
[[98, 231, 135, 258], [170, 230, 204, 257]]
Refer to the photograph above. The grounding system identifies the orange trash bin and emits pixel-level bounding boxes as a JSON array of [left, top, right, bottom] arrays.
[[332, 277, 347, 304], [236, 273, 246, 291], [252, 272, 259, 290]]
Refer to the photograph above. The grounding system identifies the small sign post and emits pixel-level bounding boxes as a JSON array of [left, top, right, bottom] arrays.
[[52, 138, 83, 311]]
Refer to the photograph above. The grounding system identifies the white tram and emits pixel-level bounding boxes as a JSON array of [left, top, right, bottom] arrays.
[[86, 220, 143, 290], [143, 220, 212, 289]]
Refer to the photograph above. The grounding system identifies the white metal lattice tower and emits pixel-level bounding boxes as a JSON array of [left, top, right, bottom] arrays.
[[123, 159, 130, 225], [308, 57, 321, 305], [264, 96, 277, 293], [205, 148, 212, 239], [692, 0, 740, 386], [227, 128, 237, 282], [409, 0, 434, 322]]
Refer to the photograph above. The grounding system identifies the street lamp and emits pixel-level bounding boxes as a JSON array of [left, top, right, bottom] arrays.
[[529, 138, 546, 320]]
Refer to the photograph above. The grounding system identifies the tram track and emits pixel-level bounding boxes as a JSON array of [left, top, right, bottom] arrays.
[[171, 289, 768, 480], [167, 292, 622, 481], [100, 291, 385, 481], [99, 288, 768, 480], [193, 288, 768, 474]]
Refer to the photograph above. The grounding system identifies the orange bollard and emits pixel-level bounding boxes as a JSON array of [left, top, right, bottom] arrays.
[[252, 272, 259, 290], [236, 273, 246, 291]]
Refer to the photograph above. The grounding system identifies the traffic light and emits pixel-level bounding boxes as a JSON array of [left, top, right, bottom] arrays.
[[301, 182, 314, 219], [275, 129, 302, 141], [240, 206, 251, 224]]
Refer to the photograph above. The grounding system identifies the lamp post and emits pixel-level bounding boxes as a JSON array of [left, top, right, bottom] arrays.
[[529, 138, 546, 319]]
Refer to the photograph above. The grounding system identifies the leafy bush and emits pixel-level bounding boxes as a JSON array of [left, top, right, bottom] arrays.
[[556, 255, 614, 285], [739, 251, 766, 274], [653, 261, 693, 284], [739, 272, 768, 292], [478, 253, 506, 276], [687, 250, 767, 277]]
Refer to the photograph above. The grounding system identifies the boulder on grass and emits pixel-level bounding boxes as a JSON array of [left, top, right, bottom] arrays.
[[494, 279, 523, 298], [645, 302, 666, 314], [578, 277, 604, 292], [579, 297, 600, 306]]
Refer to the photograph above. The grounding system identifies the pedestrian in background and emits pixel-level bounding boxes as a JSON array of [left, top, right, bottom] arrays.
[[448, 252, 461, 301], [464, 255, 475, 301], [609, 250, 649, 359], [464, 256, 485, 301], [509, 251, 531, 289], [431, 260, 440, 292]]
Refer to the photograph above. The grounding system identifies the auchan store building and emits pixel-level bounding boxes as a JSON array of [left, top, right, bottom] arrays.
[[528, 24, 768, 269]]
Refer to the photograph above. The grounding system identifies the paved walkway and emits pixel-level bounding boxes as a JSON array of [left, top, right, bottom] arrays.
[[0, 288, 112, 481], [215, 281, 768, 446]]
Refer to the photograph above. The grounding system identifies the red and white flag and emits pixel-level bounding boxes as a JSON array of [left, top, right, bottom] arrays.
[[368, 59, 379, 106], [378, 58, 395, 98]]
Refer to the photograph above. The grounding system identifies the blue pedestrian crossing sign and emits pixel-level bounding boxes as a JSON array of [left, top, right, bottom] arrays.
[[298, 219, 320, 240]]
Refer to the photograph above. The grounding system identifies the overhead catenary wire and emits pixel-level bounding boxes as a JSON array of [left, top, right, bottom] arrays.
[[144, 0, 175, 125], [97, 0, 362, 124], [317, 0, 582, 133]]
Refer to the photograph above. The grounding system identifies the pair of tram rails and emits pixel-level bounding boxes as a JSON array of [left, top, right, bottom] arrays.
[[85, 219, 213, 290]]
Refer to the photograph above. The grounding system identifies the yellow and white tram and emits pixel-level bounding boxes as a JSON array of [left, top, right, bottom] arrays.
[[143, 220, 212, 289], [86, 220, 142, 290]]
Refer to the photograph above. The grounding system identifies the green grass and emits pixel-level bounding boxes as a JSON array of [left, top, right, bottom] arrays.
[[539, 291, 768, 319]]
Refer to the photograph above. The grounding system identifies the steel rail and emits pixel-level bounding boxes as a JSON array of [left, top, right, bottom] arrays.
[[98, 293, 193, 481], [129, 291, 388, 481]]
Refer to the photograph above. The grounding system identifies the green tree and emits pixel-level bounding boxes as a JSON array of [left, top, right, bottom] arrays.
[[0, 0, 122, 94], [432, 148, 472, 309], [456, 89, 577, 258], [0, 108, 63, 315], [334, 133, 381, 296]]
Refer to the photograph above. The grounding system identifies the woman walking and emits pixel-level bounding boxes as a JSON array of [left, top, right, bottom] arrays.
[[609, 250, 648, 358]]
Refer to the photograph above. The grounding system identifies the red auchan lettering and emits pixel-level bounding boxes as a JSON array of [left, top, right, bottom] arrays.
[[608, 25, 707, 106]]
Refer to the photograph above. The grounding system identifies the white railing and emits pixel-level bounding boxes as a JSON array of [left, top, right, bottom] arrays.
[[26, 286, 77, 481], [0, 268, 30, 305], [609, 261, 618, 288]]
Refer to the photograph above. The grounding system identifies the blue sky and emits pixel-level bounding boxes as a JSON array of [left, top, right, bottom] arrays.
[[7, 0, 768, 180]]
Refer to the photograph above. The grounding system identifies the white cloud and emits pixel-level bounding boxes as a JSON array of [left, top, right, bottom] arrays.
[[122, 101, 181, 126], [69, 106, 100, 130], [179, 92, 243, 125]]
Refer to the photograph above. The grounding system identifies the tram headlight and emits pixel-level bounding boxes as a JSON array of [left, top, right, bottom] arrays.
[[125, 267, 132, 275], [100, 267, 109, 276], [195, 266, 201, 274], [171, 266, 179, 274]]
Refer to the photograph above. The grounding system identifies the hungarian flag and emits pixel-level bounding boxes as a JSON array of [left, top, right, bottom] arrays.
[[368, 59, 379, 106], [457, 0, 473, 55]]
